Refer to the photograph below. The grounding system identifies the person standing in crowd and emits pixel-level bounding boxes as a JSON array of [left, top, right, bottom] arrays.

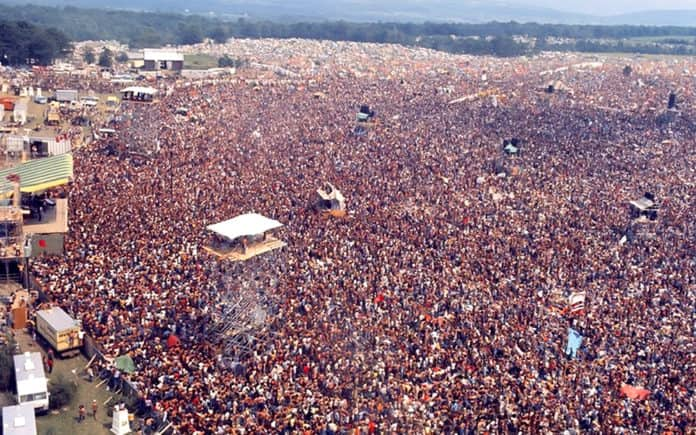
[[78, 404, 86, 423]]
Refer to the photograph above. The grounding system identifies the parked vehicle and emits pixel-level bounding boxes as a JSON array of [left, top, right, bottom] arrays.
[[35, 307, 83, 358], [13, 352, 49, 412]]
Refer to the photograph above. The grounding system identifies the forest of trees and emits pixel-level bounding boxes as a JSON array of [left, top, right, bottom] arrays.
[[0, 4, 696, 58], [0, 20, 71, 65]]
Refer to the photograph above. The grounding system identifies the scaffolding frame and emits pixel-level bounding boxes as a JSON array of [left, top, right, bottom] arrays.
[[209, 251, 285, 368], [0, 180, 25, 260]]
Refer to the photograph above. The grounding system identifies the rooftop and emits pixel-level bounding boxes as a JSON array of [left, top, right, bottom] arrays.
[[207, 213, 283, 241], [2, 404, 37, 435], [143, 48, 184, 62]]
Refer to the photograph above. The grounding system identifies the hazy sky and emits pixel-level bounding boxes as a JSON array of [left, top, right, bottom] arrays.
[[526, 0, 696, 15]]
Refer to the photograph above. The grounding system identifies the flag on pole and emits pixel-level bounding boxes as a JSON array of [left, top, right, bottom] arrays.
[[565, 328, 583, 359]]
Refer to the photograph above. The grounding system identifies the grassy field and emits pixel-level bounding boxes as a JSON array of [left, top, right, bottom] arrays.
[[36, 354, 113, 435], [184, 53, 219, 70]]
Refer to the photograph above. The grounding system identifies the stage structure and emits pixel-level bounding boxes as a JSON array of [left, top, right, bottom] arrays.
[[204, 213, 286, 261], [209, 254, 284, 368], [0, 177, 25, 284], [120, 86, 157, 103]]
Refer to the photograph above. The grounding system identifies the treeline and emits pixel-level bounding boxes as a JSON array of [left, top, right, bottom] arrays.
[[0, 20, 70, 66], [1, 4, 696, 57]]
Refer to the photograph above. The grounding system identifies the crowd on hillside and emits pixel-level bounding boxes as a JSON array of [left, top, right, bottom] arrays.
[[28, 45, 695, 434]]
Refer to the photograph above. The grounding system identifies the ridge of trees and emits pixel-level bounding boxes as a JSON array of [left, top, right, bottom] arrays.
[[0, 19, 71, 65], [1, 4, 696, 58]]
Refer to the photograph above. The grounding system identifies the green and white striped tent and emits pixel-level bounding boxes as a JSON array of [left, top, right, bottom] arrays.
[[0, 154, 73, 196]]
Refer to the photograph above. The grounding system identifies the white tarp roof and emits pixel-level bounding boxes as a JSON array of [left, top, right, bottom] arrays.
[[207, 213, 283, 240], [120, 86, 157, 96], [143, 49, 184, 62], [629, 197, 655, 211]]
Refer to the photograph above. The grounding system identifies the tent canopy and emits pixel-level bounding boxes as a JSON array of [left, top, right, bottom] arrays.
[[120, 86, 157, 96], [629, 197, 655, 211], [114, 355, 136, 374], [0, 153, 73, 195], [317, 183, 345, 203], [207, 213, 283, 241]]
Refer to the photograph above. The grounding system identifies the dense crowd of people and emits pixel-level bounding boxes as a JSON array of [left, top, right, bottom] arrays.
[[27, 43, 695, 434]]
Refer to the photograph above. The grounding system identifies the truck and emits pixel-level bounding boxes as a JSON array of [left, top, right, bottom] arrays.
[[13, 352, 49, 412], [45, 103, 60, 126], [35, 307, 83, 358], [54, 89, 78, 103]]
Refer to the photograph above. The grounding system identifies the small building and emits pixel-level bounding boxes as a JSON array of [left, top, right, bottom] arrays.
[[120, 86, 157, 103], [2, 404, 37, 435], [12, 99, 28, 125], [54, 89, 78, 103], [143, 48, 184, 72], [0, 154, 73, 257], [204, 213, 286, 261]]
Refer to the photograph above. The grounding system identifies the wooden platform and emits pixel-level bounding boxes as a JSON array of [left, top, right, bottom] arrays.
[[203, 237, 286, 261], [24, 198, 68, 234]]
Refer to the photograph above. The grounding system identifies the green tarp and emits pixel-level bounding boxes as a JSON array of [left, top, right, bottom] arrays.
[[114, 355, 136, 374], [0, 153, 73, 195]]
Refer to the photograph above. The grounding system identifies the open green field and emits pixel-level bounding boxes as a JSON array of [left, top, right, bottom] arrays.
[[184, 53, 219, 70]]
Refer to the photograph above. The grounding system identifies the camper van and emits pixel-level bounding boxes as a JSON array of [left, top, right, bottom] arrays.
[[35, 307, 83, 358], [80, 96, 99, 107], [13, 352, 49, 412], [2, 404, 37, 435]]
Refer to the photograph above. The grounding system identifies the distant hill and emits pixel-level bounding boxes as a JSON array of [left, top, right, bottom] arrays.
[[600, 10, 696, 26], [1, 0, 695, 26]]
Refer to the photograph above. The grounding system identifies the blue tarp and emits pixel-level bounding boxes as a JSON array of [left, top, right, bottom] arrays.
[[566, 328, 583, 359]]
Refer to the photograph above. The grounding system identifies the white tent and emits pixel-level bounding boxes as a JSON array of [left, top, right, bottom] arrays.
[[120, 86, 157, 96], [629, 197, 655, 211], [13, 100, 28, 125], [317, 183, 346, 212], [120, 86, 158, 102], [207, 213, 283, 241]]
